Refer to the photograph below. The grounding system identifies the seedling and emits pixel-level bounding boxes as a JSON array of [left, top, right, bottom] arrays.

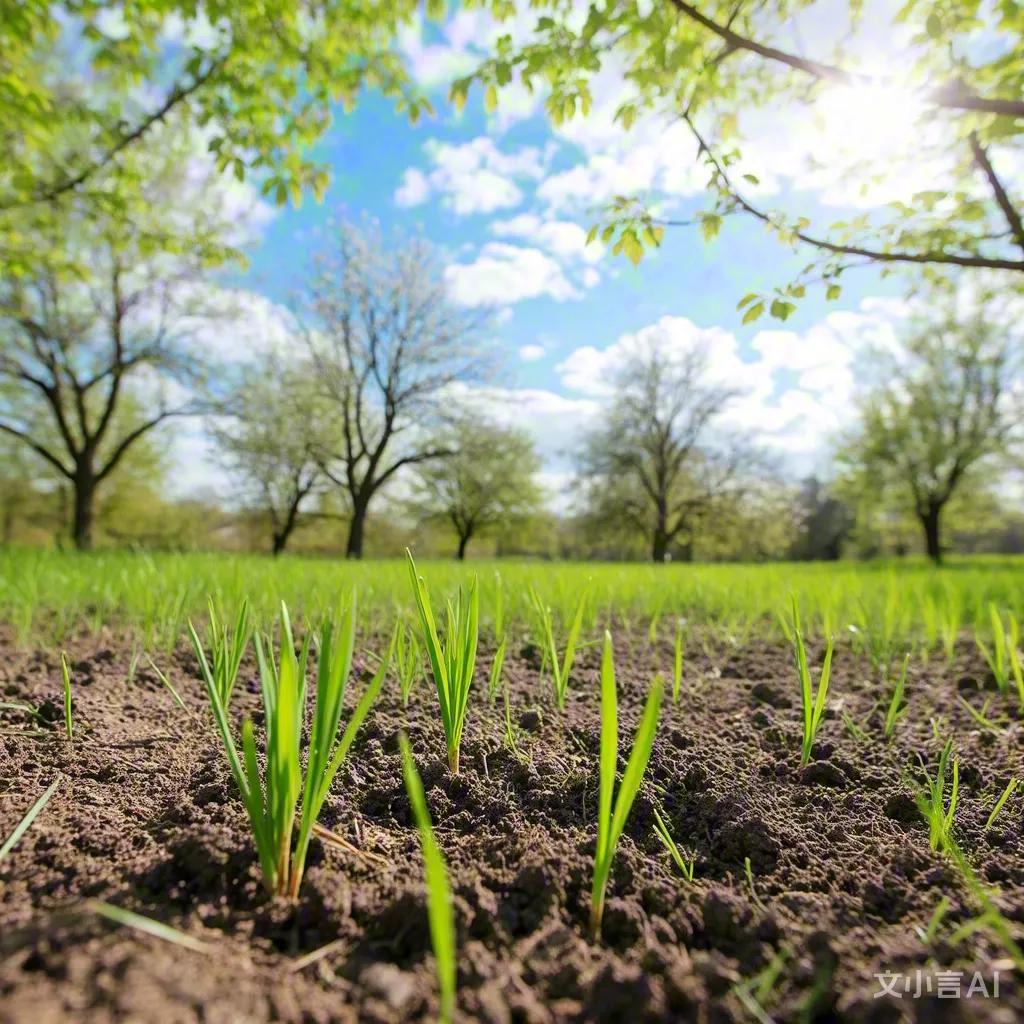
[[914, 738, 959, 853], [190, 598, 388, 898], [398, 733, 456, 1024], [407, 550, 478, 775], [394, 621, 423, 707], [915, 896, 952, 947], [790, 597, 834, 767], [883, 654, 909, 740], [487, 634, 507, 702], [146, 655, 187, 712], [0, 779, 59, 862], [590, 630, 663, 936], [88, 900, 211, 954], [652, 807, 695, 880], [528, 584, 589, 710], [985, 778, 1019, 830], [59, 652, 73, 741], [975, 604, 1024, 707], [672, 620, 685, 703], [744, 856, 767, 911]]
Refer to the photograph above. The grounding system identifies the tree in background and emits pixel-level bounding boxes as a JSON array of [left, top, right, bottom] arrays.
[[303, 222, 489, 559], [788, 477, 854, 561], [1, 0, 431, 236], [212, 356, 336, 556], [461, 0, 1024, 312], [576, 338, 758, 562], [412, 414, 543, 559], [839, 313, 1020, 563], [0, 126, 242, 549]]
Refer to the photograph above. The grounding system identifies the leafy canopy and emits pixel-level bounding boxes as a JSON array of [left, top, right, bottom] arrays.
[[454, 0, 1024, 315]]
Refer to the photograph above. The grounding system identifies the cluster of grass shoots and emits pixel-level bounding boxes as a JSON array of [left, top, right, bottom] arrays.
[[789, 597, 834, 767], [407, 551, 478, 775], [975, 603, 1024, 709], [914, 738, 959, 853], [528, 585, 588, 709], [590, 630, 663, 936], [190, 597, 388, 898]]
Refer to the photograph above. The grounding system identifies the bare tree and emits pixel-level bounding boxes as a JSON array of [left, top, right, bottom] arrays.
[[577, 338, 757, 562], [301, 223, 489, 559], [840, 313, 1021, 564], [412, 413, 543, 559], [212, 355, 335, 556]]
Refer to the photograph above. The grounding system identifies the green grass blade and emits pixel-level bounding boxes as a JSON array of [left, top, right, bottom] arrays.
[[399, 733, 456, 1024], [87, 900, 211, 954], [0, 778, 59, 862], [985, 778, 1018, 830]]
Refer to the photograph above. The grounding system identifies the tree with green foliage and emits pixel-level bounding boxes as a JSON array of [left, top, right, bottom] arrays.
[[576, 337, 759, 562], [213, 355, 339, 556], [1, 0, 433, 232], [839, 312, 1020, 563], [458, 0, 1024, 314], [413, 414, 543, 559], [302, 222, 490, 560], [0, 126, 242, 550]]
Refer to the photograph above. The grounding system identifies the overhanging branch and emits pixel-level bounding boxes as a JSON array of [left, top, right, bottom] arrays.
[[666, 0, 1024, 118]]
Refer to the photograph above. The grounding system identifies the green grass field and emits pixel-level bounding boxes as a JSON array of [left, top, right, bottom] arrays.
[[3, 547, 1023, 658]]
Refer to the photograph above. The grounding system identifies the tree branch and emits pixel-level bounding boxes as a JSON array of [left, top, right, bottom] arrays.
[[1, 56, 227, 211], [666, 0, 1024, 118], [0, 422, 73, 478], [968, 131, 1024, 257], [676, 114, 1024, 273]]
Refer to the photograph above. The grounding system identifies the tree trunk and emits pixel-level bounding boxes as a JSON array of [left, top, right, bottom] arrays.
[[72, 469, 96, 551], [271, 530, 287, 557], [651, 527, 669, 563], [920, 503, 943, 565], [346, 501, 368, 559], [456, 528, 472, 560]]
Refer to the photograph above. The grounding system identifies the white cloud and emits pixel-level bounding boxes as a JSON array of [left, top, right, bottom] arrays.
[[492, 214, 603, 264], [519, 344, 545, 361], [394, 168, 431, 208], [393, 137, 549, 215], [445, 243, 581, 306], [554, 303, 916, 471]]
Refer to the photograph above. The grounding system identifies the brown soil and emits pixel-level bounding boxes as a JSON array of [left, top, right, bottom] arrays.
[[1, 628, 1022, 1023]]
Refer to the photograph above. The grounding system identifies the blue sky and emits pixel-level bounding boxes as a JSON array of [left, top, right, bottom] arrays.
[[182, 4, 973, 499]]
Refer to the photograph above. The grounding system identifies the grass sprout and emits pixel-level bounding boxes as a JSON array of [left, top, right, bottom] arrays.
[[0, 778, 59, 862], [398, 732, 456, 1024], [914, 738, 959, 853], [883, 653, 909, 740], [191, 598, 388, 898], [87, 900, 212, 953], [407, 550, 478, 775], [672, 620, 685, 703], [394, 621, 423, 707], [652, 807, 695, 880], [985, 778, 1019, 830], [591, 630, 663, 936], [59, 652, 73, 740], [145, 655, 187, 712], [529, 584, 588, 710], [790, 597, 834, 767], [487, 633, 507, 702], [975, 603, 1024, 706]]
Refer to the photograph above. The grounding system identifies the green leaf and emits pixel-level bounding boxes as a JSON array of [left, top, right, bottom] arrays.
[[742, 301, 764, 324]]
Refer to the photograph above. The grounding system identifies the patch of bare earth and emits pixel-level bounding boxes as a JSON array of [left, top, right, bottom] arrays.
[[1, 630, 1022, 1022]]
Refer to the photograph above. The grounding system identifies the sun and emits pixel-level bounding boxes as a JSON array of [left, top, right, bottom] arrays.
[[811, 82, 930, 166]]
